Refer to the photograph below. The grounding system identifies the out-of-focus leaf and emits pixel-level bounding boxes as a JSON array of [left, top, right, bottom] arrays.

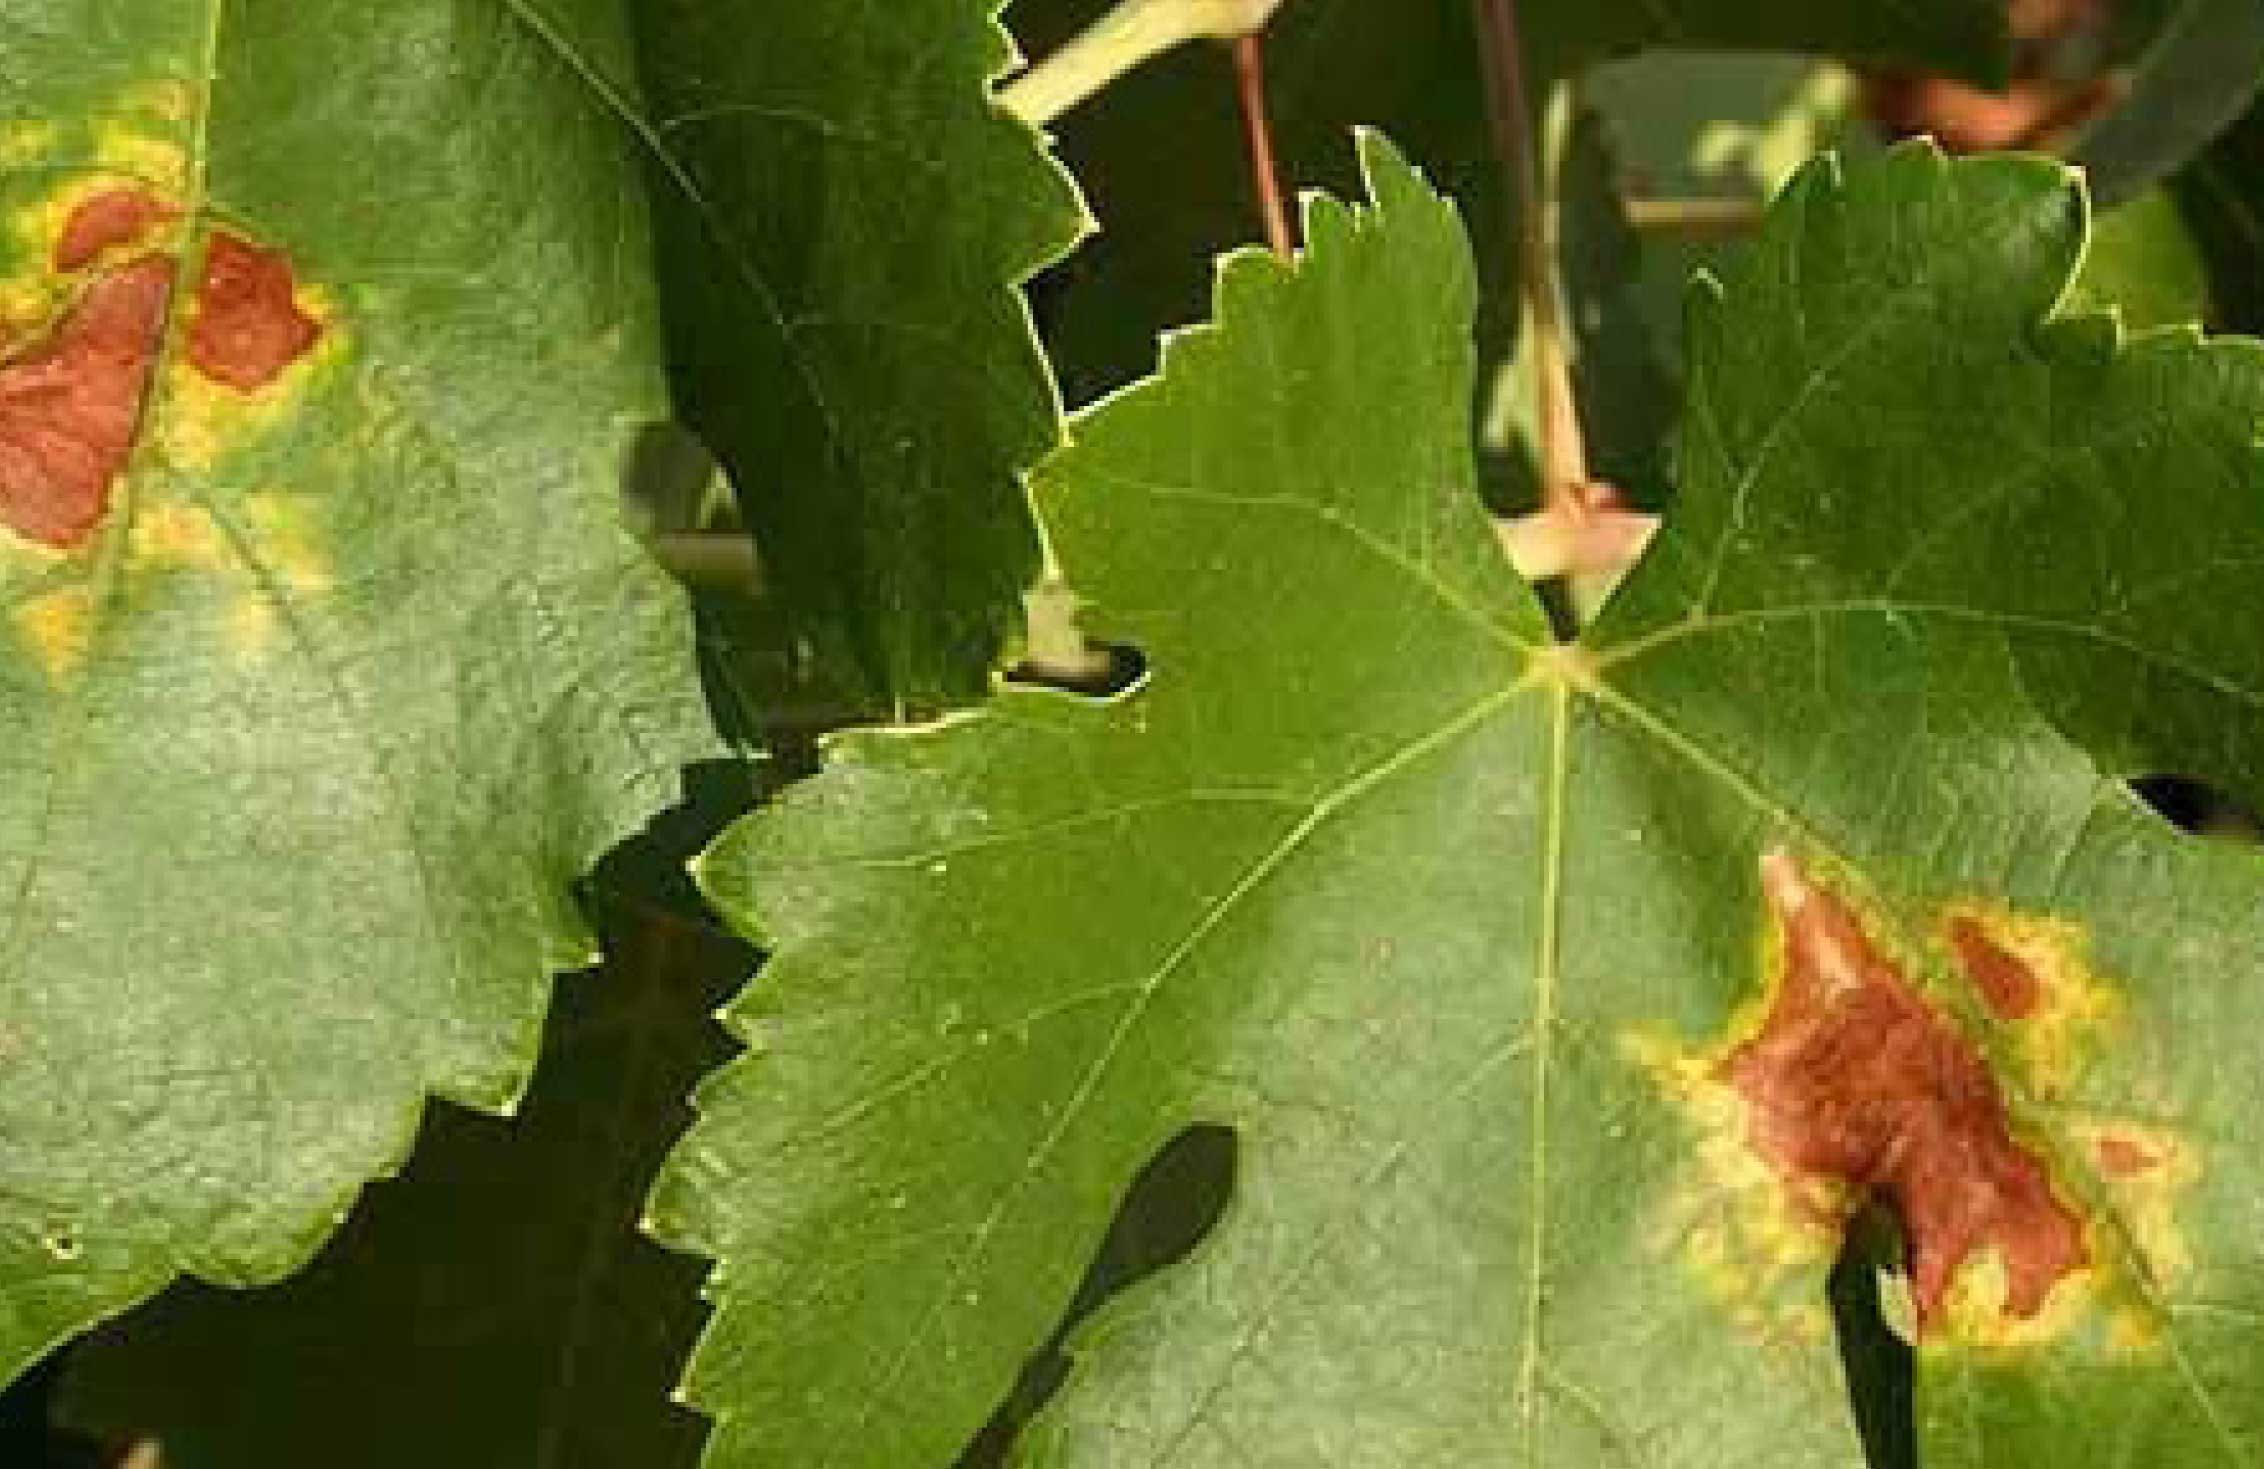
[[1485, 104, 1681, 512], [2075, 0, 2264, 207], [2067, 185, 2211, 329], [2172, 91, 2264, 334]]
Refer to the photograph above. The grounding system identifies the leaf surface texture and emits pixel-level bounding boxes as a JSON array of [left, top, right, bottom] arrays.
[[668, 137, 2264, 1466]]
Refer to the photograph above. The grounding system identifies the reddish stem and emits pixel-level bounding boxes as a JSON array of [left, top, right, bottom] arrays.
[[1230, 33, 1295, 259], [1472, 0, 1588, 511]]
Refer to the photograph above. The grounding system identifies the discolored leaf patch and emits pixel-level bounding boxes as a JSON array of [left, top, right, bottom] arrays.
[[0, 249, 172, 549], [186, 233, 321, 393], [52, 186, 176, 274], [1640, 850, 2201, 1358], [1945, 912, 2042, 1020], [1937, 902, 2119, 1098], [1727, 851, 2087, 1330]]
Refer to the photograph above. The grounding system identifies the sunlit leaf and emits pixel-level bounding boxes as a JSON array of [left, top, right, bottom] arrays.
[[665, 136, 2264, 1466]]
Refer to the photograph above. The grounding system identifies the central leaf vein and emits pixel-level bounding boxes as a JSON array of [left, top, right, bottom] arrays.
[[1519, 675, 1571, 1461]]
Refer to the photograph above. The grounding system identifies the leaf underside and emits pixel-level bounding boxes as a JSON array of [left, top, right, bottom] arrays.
[[0, 0, 718, 1381], [662, 137, 2264, 1466]]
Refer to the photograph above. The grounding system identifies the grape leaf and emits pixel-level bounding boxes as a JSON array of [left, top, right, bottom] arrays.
[[2061, 186, 2209, 332], [633, 0, 1089, 713], [53, 838, 747, 1468], [0, 1, 719, 1384], [661, 135, 2264, 1465]]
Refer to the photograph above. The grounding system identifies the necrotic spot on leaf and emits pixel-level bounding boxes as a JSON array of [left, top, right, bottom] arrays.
[[0, 255, 174, 549], [1724, 852, 2087, 1331], [1945, 916, 2041, 1020], [2094, 1133, 2162, 1178], [53, 188, 176, 273], [187, 233, 319, 391]]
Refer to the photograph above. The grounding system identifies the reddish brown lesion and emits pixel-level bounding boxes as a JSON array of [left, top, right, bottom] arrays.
[[2095, 1133, 2162, 1178], [0, 255, 174, 549], [186, 232, 320, 392], [1946, 915, 2042, 1021], [0, 187, 327, 552], [53, 187, 178, 273], [1723, 852, 2089, 1330]]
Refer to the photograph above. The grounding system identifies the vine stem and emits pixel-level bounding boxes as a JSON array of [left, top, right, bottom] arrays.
[[1472, 0, 1586, 506], [1473, 0, 1655, 603], [1623, 196, 1765, 238], [1232, 33, 1295, 258], [650, 530, 761, 590], [1000, 0, 1286, 126]]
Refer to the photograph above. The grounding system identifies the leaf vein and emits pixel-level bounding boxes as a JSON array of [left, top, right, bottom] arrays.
[[1596, 599, 2264, 714], [827, 679, 1536, 1463], [1088, 469, 1537, 655]]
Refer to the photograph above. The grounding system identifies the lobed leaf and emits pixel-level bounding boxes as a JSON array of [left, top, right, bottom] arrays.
[[668, 136, 2264, 1465]]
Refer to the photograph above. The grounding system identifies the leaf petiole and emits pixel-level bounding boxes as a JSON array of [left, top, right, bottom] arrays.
[[1230, 33, 1295, 258]]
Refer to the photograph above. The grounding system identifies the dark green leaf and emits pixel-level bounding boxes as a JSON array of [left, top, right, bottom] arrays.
[[634, 0, 1089, 712], [669, 137, 2264, 1465], [2172, 89, 2264, 335]]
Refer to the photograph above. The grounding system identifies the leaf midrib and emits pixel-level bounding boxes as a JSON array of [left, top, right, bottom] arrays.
[[0, 0, 227, 974], [1517, 676, 1571, 1461]]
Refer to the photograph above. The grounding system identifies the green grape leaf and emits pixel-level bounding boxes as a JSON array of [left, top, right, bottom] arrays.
[[635, 0, 1089, 713], [52, 845, 746, 1469], [0, 1, 718, 1383], [662, 135, 2264, 1465], [2063, 186, 2210, 332]]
